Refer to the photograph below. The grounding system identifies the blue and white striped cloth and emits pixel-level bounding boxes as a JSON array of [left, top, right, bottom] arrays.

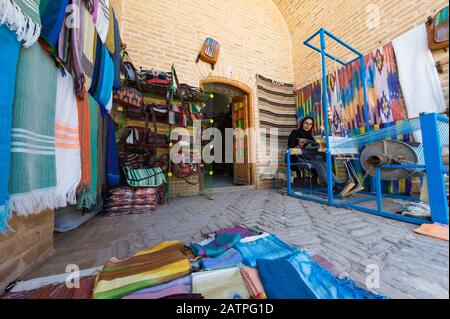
[[234, 234, 300, 267]]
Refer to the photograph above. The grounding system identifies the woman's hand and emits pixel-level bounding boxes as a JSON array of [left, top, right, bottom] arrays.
[[298, 139, 307, 148]]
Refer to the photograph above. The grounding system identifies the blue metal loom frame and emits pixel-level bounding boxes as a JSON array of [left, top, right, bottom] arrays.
[[286, 28, 449, 225]]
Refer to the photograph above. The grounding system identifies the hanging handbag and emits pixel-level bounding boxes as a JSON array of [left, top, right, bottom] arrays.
[[427, 6, 449, 51], [196, 38, 220, 70], [121, 51, 142, 89], [123, 166, 166, 188], [113, 87, 143, 109], [168, 104, 188, 127], [168, 66, 188, 127]]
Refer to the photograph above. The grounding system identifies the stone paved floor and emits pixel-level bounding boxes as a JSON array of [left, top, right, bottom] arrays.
[[26, 189, 449, 299]]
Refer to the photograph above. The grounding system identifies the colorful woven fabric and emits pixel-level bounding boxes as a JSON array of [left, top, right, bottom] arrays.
[[288, 252, 387, 299], [201, 248, 243, 271], [190, 233, 242, 258], [122, 275, 192, 299], [77, 94, 99, 209], [55, 72, 82, 207], [89, 33, 114, 112], [69, 0, 86, 96], [82, 1, 95, 90], [112, 12, 121, 89], [93, 241, 193, 299], [105, 187, 159, 216], [123, 166, 166, 188], [216, 226, 257, 239], [105, 7, 115, 54], [192, 267, 250, 299], [94, 0, 109, 43], [13, 0, 41, 24], [9, 44, 59, 216], [257, 258, 317, 299], [1, 276, 96, 299], [0, 25, 21, 232], [234, 234, 299, 268], [106, 114, 119, 186], [0, 0, 41, 47], [256, 74, 297, 155], [296, 42, 406, 134], [240, 267, 267, 299], [77, 89, 92, 195], [39, 0, 68, 54], [168, 104, 187, 127]]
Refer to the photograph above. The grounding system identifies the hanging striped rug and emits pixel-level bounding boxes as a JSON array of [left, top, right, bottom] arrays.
[[256, 74, 297, 144]]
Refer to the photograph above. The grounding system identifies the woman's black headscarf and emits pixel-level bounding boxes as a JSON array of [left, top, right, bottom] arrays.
[[297, 117, 316, 142]]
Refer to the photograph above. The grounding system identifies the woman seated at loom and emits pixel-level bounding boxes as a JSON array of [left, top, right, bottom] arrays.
[[288, 117, 350, 194]]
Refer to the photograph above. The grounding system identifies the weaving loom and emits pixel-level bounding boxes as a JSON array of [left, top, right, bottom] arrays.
[[287, 28, 449, 225]]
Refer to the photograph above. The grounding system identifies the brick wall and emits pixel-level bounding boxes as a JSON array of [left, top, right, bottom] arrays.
[[121, 0, 294, 86], [273, 0, 449, 107], [0, 210, 54, 292]]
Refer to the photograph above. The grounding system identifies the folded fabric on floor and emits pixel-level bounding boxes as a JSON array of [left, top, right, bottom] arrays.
[[0, 0, 41, 47], [202, 248, 243, 271], [215, 226, 258, 239], [239, 267, 267, 299], [392, 24, 446, 120], [94, 0, 109, 43], [9, 44, 59, 216], [234, 234, 299, 267], [288, 252, 387, 299], [414, 223, 449, 241], [106, 114, 119, 186], [105, 186, 159, 216], [161, 294, 204, 300], [122, 275, 192, 299], [1, 276, 96, 299], [192, 267, 250, 299], [0, 25, 21, 232], [93, 241, 193, 299], [55, 71, 82, 207], [39, 0, 68, 54], [190, 233, 242, 258], [257, 258, 317, 299], [122, 285, 189, 299], [310, 254, 340, 277]]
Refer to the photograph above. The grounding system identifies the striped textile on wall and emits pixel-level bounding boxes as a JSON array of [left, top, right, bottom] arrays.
[[256, 75, 297, 179], [256, 74, 297, 145]]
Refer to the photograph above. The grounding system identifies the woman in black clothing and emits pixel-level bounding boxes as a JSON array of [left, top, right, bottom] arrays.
[[288, 117, 346, 193]]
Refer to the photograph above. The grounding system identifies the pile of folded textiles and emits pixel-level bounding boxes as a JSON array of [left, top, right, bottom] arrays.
[[87, 225, 387, 300], [104, 187, 158, 216]]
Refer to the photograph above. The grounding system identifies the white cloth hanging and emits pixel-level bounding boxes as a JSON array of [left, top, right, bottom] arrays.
[[94, 0, 110, 43], [392, 24, 446, 120]]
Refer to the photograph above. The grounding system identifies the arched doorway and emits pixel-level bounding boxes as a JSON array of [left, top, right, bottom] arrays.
[[199, 77, 256, 189]]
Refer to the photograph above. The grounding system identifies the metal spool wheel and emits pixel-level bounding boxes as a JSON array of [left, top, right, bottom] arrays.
[[360, 140, 419, 181]]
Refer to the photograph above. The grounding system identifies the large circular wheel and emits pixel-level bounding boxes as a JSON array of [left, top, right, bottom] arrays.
[[360, 140, 418, 181]]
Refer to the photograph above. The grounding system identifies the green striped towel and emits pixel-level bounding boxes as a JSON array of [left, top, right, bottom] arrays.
[[9, 43, 59, 216], [123, 166, 166, 188], [14, 0, 41, 24]]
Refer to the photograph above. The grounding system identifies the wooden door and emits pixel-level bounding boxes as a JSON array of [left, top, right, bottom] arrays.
[[232, 95, 251, 185]]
